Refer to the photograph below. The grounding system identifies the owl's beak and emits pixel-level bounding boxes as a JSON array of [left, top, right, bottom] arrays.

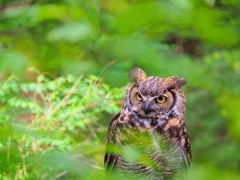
[[143, 103, 152, 114]]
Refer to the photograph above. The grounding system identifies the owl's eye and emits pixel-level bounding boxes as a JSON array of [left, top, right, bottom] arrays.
[[155, 95, 167, 104], [136, 92, 143, 101]]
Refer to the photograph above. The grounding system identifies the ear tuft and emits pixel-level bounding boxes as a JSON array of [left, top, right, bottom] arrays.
[[176, 77, 187, 86], [129, 67, 147, 85], [167, 76, 187, 88]]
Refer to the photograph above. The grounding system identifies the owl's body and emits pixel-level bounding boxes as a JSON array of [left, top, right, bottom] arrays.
[[105, 68, 191, 179]]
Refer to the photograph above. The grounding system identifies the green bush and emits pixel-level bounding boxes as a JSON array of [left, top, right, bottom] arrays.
[[0, 71, 125, 179]]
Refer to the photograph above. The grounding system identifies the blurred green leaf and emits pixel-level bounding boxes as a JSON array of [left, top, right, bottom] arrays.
[[47, 22, 92, 42], [0, 53, 27, 76]]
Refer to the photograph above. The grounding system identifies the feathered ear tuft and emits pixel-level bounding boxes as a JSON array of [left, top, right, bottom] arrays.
[[167, 76, 187, 89], [175, 77, 187, 87], [129, 67, 147, 85]]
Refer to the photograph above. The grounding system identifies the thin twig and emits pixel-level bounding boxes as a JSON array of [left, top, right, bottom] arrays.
[[87, 123, 98, 139], [98, 59, 117, 77], [52, 171, 68, 180], [51, 74, 84, 115]]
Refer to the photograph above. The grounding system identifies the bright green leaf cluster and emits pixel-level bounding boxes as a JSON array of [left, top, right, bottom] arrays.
[[0, 72, 125, 179]]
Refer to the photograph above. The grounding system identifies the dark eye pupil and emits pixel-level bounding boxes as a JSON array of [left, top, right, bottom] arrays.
[[155, 95, 166, 104], [159, 96, 164, 100], [136, 92, 142, 100]]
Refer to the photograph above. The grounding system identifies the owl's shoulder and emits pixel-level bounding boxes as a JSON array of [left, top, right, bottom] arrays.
[[106, 113, 120, 143]]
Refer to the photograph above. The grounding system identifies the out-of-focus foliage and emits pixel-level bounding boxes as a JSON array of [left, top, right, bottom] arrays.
[[0, 0, 240, 179]]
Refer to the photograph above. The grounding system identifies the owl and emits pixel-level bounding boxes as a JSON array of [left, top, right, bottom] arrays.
[[104, 67, 191, 180]]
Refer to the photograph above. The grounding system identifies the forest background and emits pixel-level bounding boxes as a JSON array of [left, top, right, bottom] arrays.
[[0, 0, 240, 179]]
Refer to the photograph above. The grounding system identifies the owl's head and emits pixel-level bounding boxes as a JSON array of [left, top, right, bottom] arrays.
[[124, 67, 187, 119]]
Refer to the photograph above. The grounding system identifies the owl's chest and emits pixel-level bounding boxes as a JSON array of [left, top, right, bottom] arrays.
[[115, 124, 179, 156], [113, 125, 183, 179]]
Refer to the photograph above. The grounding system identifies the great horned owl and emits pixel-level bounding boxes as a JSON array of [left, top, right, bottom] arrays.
[[104, 67, 191, 180]]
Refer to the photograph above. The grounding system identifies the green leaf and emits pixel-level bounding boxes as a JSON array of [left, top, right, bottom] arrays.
[[47, 22, 92, 42]]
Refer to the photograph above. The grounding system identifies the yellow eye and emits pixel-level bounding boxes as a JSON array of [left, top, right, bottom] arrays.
[[136, 92, 143, 101], [155, 95, 167, 104]]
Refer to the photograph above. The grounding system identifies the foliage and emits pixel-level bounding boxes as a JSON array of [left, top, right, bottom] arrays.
[[0, 71, 125, 179], [0, 0, 240, 179], [1, 0, 239, 84]]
